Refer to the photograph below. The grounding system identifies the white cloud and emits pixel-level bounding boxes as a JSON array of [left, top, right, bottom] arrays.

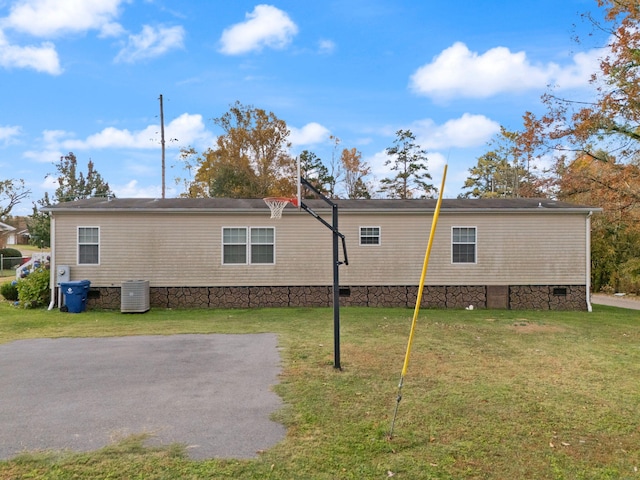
[[115, 24, 185, 63], [24, 148, 63, 164], [163, 113, 215, 148], [412, 113, 501, 150], [0, 125, 21, 144], [410, 41, 599, 100], [41, 129, 69, 144], [66, 126, 141, 149], [113, 179, 161, 198], [40, 175, 59, 190], [366, 149, 390, 178], [58, 113, 212, 150], [0, 0, 128, 73], [0, 29, 61, 74], [2, 0, 126, 38], [23, 115, 213, 163], [289, 122, 330, 146], [218, 4, 298, 55], [318, 39, 336, 54], [428, 152, 448, 176], [553, 49, 601, 89], [99, 21, 126, 38]]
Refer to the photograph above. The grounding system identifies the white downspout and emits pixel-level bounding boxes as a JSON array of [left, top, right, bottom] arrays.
[[47, 215, 56, 311], [586, 211, 593, 313]]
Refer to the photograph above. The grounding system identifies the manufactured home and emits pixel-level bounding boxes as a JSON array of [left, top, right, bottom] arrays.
[[44, 197, 599, 311]]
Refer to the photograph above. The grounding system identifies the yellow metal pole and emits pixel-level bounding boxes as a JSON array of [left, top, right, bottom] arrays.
[[389, 164, 447, 438], [401, 164, 447, 376]]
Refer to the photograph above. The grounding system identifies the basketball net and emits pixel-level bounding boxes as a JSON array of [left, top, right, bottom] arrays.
[[264, 197, 298, 219]]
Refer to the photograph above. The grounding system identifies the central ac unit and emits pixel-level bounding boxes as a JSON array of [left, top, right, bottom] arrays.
[[121, 280, 150, 313]]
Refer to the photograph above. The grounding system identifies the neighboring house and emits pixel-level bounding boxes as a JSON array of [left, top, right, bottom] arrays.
[[0, 221, 16, 249], [12, 229, 31, 245], [0, 217, 30, 246], [44, 197, 600, 311], [5, 217, 31, 245]]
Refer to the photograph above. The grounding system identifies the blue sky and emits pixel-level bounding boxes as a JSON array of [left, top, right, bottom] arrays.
[[0, 0, 607, 215]]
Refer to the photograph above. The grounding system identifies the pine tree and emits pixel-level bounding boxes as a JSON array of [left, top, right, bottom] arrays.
[[378, 130, 434, 199]]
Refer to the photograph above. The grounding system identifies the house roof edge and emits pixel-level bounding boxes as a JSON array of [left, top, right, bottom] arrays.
[[42, 197, 602, 214]]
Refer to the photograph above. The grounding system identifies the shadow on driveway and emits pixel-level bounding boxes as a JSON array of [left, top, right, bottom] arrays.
[[0, 334, 285, 460]]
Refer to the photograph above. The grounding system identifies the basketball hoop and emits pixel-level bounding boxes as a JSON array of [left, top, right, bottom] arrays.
[[263, 197, 298, 219]]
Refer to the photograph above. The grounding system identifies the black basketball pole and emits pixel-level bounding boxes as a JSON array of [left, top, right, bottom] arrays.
[[332, 201, 340, 369], [299, 177, 348, 370]]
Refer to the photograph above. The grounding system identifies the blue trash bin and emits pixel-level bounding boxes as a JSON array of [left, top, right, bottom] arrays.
[[60, 280, 91, 313]]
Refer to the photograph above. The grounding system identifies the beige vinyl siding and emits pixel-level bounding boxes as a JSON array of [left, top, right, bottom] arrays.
[[432, 213, 586, 285], [53, 211, 333, 287], [52, 209, 588, 288], [337, 211, 587, 286]]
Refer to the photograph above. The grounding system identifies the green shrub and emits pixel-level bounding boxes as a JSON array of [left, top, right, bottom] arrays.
[[16, 267, 50, 308], [0, 248, 23, 270], [0, 281, 19, 301]]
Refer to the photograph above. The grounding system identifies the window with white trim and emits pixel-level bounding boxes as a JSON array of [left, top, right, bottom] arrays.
[[223, 227, 247, 264], [222, 227, 275, 265], [359, 226, 381, 245], [452, 227, 476, 263], [78, 227, 99, 265], [250, 227, 275, 263]]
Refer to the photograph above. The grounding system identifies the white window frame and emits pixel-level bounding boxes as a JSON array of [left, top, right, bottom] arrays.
[[359, 226, 381, 246], [222, 227, 275, 265], [250, 227, 276, 265], [222, 227, 248, 265], [451, 226, 477, 264], [77, 226, 100, 265]]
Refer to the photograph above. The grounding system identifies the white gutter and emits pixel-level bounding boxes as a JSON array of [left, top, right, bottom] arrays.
[[47, 215, 56, 311], [586, 211, 593, 312]]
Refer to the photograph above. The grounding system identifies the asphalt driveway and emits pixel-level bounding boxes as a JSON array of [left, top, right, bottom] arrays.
[[0, 334, 285, 460], [591, 293, 640, 310]]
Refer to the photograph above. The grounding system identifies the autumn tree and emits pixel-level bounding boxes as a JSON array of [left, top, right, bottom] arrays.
[[183, 147, 258, 198], [0, 179, 30, 220], [518, 1, 640, 200], [340, 147, 371, 199], [378, 130, 434, 199], [555, 151, 640, 292], [509, 1, 640, 292], [182, 102, 296, 198]]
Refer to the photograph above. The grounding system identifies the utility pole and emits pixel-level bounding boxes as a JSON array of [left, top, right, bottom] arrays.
[[159, 94, 166, 199]]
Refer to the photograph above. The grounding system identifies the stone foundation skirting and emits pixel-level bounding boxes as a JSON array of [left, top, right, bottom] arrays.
[[509, 285, 587, 310], [86, 284, 588, 311]]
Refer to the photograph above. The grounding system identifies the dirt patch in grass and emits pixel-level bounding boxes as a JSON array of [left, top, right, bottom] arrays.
[[507, 321, 567, 334]]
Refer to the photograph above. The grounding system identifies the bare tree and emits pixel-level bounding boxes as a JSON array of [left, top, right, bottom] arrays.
[[0, 179, 31, 220]]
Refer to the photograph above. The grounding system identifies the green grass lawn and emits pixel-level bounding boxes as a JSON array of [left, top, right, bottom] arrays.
[[0, 302, 638, 479], [0, 266, 17, 280]]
